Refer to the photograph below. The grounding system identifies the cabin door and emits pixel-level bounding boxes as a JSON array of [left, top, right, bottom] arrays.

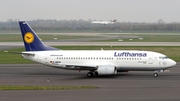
[[148, 54, 153, 64], [45, 54, 49, 65]]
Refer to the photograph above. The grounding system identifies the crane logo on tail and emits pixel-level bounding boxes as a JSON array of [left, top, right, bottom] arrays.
[[24, 32, 34, 44]]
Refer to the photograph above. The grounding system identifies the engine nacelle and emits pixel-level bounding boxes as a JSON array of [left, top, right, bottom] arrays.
[[97, 65, 117, 75]]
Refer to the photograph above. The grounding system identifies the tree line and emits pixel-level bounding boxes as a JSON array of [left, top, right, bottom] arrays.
[[0, 19, 180, 33]]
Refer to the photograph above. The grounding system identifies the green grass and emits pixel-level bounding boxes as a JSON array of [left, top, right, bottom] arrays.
[[0, 85, 96, 90], [0, 34, 21, 42], [0, 34, 97, 42], [1, 33, 180, 42], [96, 35, 180, 42], [1, 48, 34, 64], [1, 46, 180, 63]]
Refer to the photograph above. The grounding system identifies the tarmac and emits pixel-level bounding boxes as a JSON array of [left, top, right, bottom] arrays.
[[0, 63, 180, 101]]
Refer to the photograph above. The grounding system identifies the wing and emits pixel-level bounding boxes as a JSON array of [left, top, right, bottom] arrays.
[[51, 63, 98, 70]]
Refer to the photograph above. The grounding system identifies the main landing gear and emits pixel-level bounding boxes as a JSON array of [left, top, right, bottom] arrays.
[[87, 71, 98, 77], [87, 72, 93, 77]]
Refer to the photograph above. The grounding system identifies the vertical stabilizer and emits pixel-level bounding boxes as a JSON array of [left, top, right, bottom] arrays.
[[19, 21, 58, 51]]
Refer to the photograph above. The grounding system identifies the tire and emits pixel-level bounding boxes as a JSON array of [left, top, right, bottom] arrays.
[[154, 73, 158, 77], [87, 72, 93, 77]]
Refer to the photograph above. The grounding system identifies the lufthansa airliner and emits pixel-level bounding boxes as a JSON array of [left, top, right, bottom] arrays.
[[18, 21, 176, 77]]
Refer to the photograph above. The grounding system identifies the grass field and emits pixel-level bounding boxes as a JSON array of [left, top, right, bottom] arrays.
[[96, 35, 180, 42], [1, 46, 180, 64], [0, 33, 180, 42], [0, 85, 96, 90], [0, 34, 97, 42]]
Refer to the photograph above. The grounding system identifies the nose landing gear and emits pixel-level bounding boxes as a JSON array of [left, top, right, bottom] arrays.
[[153, 70, 164, 77], [153, 73, 158, 77]]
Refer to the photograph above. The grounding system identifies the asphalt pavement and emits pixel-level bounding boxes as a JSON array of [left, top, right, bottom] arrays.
[[0, 63, 179, 101]]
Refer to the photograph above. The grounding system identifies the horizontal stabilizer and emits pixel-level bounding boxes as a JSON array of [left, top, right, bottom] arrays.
[[4, 51, 35, 56]]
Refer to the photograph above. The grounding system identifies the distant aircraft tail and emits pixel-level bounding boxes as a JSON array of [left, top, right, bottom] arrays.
[[19, 21, 58, 51]]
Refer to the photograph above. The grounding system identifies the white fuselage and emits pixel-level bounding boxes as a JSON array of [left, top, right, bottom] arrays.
[[22, 50, 176, 71]]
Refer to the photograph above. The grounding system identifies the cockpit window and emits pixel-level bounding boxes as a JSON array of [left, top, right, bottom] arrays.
[[159, 56, 168, 59]]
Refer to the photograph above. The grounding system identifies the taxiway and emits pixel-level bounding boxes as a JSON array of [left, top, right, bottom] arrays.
[[0, 64, 180, 101]]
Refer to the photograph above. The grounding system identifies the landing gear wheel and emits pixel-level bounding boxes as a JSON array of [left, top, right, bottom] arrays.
[[87, 72, 93, 77], [154, 73, 158, 77]]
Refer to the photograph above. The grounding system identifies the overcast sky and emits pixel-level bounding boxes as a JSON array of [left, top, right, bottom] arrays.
[[1, 0, 180, 22]]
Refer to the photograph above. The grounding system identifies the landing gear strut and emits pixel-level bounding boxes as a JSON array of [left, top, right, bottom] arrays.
[[153, 70, 164, 77]]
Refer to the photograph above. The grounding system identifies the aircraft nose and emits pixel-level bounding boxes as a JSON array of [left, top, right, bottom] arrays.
[[169, 59, 176, 67]]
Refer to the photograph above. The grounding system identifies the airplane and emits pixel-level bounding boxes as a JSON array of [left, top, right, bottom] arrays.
[[91, 19, 116, 25], [17, 21, 176, 77]]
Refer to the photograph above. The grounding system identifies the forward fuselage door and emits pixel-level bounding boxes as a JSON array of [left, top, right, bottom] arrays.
[[44, 54, 49, 65], [148, 54, 153, 64]]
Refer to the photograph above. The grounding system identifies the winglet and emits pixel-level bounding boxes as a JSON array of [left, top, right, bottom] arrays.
[[19, 21, 58, 51]]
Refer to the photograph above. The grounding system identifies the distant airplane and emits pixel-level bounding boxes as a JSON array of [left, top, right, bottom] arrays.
[[91, 19, 117, 25], [16, 21, 176, 77]]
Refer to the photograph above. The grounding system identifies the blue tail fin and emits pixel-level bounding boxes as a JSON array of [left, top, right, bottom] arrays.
[[19, 21, 58, 51]]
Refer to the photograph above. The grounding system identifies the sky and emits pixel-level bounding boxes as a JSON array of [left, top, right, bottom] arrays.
[[1, 0, 180, 22]]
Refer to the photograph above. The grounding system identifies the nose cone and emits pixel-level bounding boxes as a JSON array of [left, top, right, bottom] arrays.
[[169, 59, 176, 67]]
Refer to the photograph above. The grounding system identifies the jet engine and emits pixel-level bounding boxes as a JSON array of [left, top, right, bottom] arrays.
[[97, 65, 117, 75]]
